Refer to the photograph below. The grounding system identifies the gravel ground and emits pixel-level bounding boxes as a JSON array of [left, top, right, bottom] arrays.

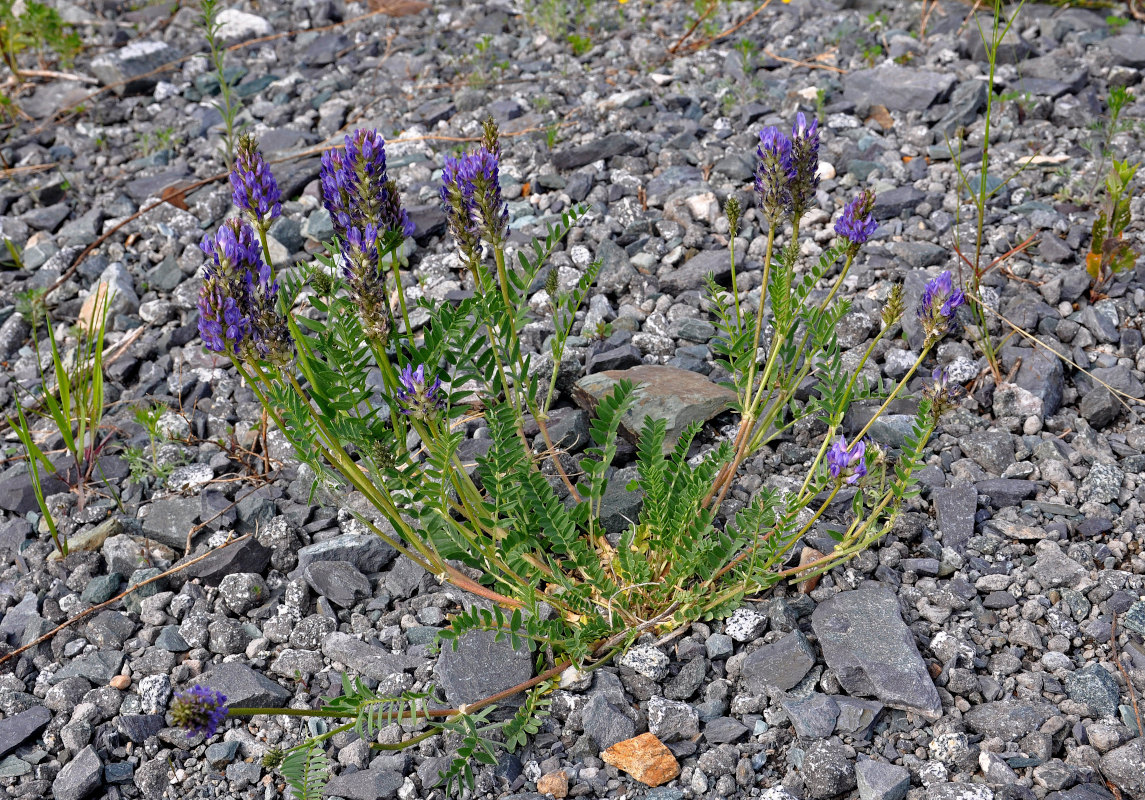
[[1, 0, 1145, 799]]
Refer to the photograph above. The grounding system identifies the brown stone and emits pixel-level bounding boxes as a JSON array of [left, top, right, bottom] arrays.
[[572, 365, 735, 453], [109, 675, 131, 690], [537, 769, 568, 798], [600, 733, 680, 787]]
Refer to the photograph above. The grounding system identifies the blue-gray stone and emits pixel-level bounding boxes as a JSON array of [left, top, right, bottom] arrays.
[[1065, 663, 1121, 718], [0, 706, 51, 758]]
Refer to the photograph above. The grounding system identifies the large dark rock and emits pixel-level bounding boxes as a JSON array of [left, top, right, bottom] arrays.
[[658, 249, 731, 294], [811, 584, 941, 719], [0, 469, 69, 515], [140, 496, 200, 550]]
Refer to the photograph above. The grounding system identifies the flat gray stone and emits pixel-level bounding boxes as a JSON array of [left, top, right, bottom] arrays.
[[781, 693, 839, 739], [856, 759, 910, 800], [573, 365, 735, 454], [434, 629, 532, 709], [323, 768, 404, 800], [1100, 738, 1145, 797], [801, 738, 857, 799], [0, 706, 51, 758], [811, 585, 941, 719], [295, 534, 396, 573], [302, 560, 370, 608], [52, 744, 102, 800], [932, 487, 976, 554], [50, 650, 124, 686], [741, 631, 816, 695], [843, 64, 956, 111], [321, 632, 421, 682], [198, 662, 290, 708], [1065, 663, 1121, 718], [963, 699, 1057, 741]]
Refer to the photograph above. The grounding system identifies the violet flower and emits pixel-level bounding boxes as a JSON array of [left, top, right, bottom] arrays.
[[340, 224, 394, 343], [198, 218, 292, 364], [755, 126, 795, 223], [230, 133, 282, 233], [835, 190, 878, 248], [826, 436, 867, 485], [170, 685, 228, 739], [917, 270, 966, 341], [924, 366, 962, 413], [396, 363, 444, 421], [440, 153, 483, 271], [319, 129, 413, 240], [790, 112, 821, 220]]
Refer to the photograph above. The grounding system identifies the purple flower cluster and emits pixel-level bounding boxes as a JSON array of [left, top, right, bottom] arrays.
[[230, 134, 281, 233], [319, 129, 414, 239], [755, 126, 795, 222], [835, 190, 878, 248], [923, 367, 962, 413], [341, 224, 394, 342], [170, 685, 228, 739], [917, 270, 966, 340], [755, 114, 822, 224], [790, 112, 821, 219], [826, 436, 867, 485], [396, 363, 444, 421], [198, 218, 291, 364], [440, 145, 509, 269]]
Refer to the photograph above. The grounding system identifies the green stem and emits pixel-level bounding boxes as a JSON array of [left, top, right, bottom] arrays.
[[851, 347, 930, 445]]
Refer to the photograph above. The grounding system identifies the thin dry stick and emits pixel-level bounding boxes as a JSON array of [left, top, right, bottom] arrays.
[[15, 69, 99, 84], [1110, 614, 1144, 738], [0, 534, 252, 670], [683, 0, 775, 53], [669, 0, 720, 54]]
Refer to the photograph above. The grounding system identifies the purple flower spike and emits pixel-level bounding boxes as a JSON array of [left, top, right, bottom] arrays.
[[917, 270, 966, 341], [230, 134, 282, 233], [198, 218, 292, 364], [170, 685, 228, 739], [755, 126, 795, 223], [396, 363, 444, 421], [790, 112, 821, 219], [826, 436, 867, 485], [319, 129, 412, 239], [441, 153, 483, 270], [835, 190, 878, 248]]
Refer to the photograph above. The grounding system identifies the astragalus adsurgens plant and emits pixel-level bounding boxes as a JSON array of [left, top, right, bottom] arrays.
[[177, 113, 965, 792]]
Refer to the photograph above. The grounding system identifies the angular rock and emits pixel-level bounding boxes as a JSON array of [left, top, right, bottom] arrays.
[[834, 697, 884, 739], [646, 696, 700, 742], [1031, 540, 1085, 589], [974, 479, 1037, 508], [964, 699, 1057, 741], [658, 250, 731, 294], [295, 534, 396, 573], [781, 693, 839, 739], [435, 629, 532, 710], [801, 738, 857, 800], [0, 706, 51, 758], [844, 65, 956, 111], [323, 768, 404, 800], [1105, 35, 1145, 68], [52, 745, 102, 800], [198, 663, 289, 708], [600, 733, 680, 787], [141, 496, 200, 550], [1065, 664, 1121, 718], [584, 693, 637, 750], [1100, 738, 1145, 797], [856, 759, 910, 800], [90, 40, 177, 95], [214, 9, 272, 44], [573, 366, 735, 454], [932, 486, 976, 553], [50, 650, 124, 686], [552, 134, 639, 170], [619, 645, 669, 681], [740, 631, 816, 695], [811, 585, 941, 719], [182, 537, 271, 586], [872, 186, 926, 220], [959, 431, 1015, 476], [322, 632, 421, 682], [302, 560, 370, 608], [703, 716, 748, 744]]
